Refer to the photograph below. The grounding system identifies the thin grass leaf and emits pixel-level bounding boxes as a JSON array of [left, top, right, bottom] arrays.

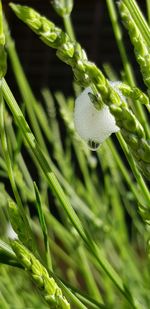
[[34, 182, 52, 271]]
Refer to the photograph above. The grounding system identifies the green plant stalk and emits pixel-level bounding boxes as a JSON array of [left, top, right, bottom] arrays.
[[0, 292, 10, 309], [103, 62, 118, 81], [0, 240, 21, 268], [30, 101, 52, 143], [6, 99, 106, 229], [122, 0, 150, 46], [0, 119, 144, 304], [117, 132, 150, 204], [53, 279, 87, 309], [61, 271, 106, 309], [3, 78, 102, 249], [73, 293, 104, 309], [63, 14, 75, 41], [53, 167, 103, 227], [38, 215, 105, 301], [44, 209, 75, 251], [0, 95, 35, 252], [106, 0, 135, 87], [119, 1, 150, 92], [72, 140, 100, 211], [4, 17, 48, 155], [88, 244, 136, 308], [146, 0, 150, 24], [123, 193, 145, 235], [50, 239, 80, 272], [11, 240, 70, 308], [118, 83, 150, 138], [102, 150, 147, 256], [51, 0, 75, 41], [1, 267, 23, 307], [100, 149, 127, 241], [9, 4, 150, 182], [45, 196, 141, 294], [55, 278, 105, 309], [0, 156, 6, 170], [2, 79, 86, 239], [112, 232, 144, 286], [5, 115, 34, 190], [44, 91, 72, 181], [50, 240, 79, 271], [106, 0, 149, 136], [54, 274, 104, 309], [2, 78, 138, 307], [32, 146, 138, 306], [45, 208, 107, 299], [41, 89, 71, 182], [98, 149, 140, 282], [34, 182, 52, 271], [106, 139, 141, 201], [24, 132, 102, 229], [103, 175, 144, 285], [78, 245, 103, 302], [44, 207, 103, 280]]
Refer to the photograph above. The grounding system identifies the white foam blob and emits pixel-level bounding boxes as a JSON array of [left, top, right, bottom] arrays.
[[6, 223, 18, 239], [74, 86, 120, 148]]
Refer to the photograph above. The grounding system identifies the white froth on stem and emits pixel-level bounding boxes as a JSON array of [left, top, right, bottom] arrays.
[[74, 84, 120, 149], [6, 223, 18, 239]]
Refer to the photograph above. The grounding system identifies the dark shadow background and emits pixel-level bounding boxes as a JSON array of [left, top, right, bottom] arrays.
[[4, 0, 147, 97]]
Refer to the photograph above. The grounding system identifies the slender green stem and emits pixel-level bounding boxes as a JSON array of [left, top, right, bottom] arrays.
[[55, 276, 105, 309], [89, 242, 136, 308], [4, 25, 48, 155], [63, 14, 75, 41], [2, 78, 89, 243], [0, 84, 36, 252], [0, 292, 10, 309], [55, 280, 87, 309], [34, 182, 52, 271], [2, 78, 138, 307], [0, 0, 3, 38], [106, 0, 135, 87], [0, 94, 23, 212], [123, 0, 150, 46], [106, 0, 149, 136], [146, 0, 150, 24], [107, 139, 140, 202], [1, 267, 23, 307], [6, 119, 34, 190], [117, 132, 150, 204], [78, 245, 103, 302]]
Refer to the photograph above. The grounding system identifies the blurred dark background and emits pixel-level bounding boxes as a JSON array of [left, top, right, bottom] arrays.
[[3, 0, 147, 97]]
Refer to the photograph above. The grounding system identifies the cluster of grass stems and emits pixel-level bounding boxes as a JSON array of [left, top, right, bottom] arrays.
[[0, 0, 150, 308]]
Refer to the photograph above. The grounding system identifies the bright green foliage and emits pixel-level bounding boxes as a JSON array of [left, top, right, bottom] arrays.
[[119, 1, 150, 89], [11, 240, 70, 308], [10, 3, 150, 181], [0, 1, 150, 308], [8, 201, 36, 252]]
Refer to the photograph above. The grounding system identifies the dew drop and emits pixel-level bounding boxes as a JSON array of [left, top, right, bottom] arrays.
[[87, 139, 101, 151]]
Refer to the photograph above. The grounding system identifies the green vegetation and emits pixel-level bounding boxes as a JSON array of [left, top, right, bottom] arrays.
[[0, 0, 150, 308]]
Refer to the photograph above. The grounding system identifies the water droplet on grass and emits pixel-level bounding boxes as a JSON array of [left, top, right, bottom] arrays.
[[87, 139, 100, 151]]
